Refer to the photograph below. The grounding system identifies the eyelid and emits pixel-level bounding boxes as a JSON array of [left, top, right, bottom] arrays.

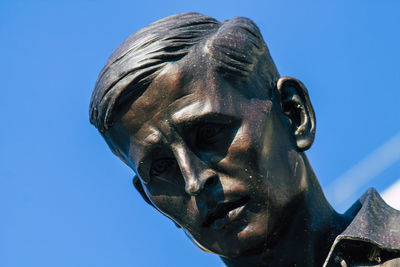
[[136, 147, 160, 184], [137, 146, 176, 183], [180, 113, 236, 129]]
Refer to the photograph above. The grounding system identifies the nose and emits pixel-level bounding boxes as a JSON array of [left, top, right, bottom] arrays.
[[172, 144, 218, 196], [185, 169, 218, 196]]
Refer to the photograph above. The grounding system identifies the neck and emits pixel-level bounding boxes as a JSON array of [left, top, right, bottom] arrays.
[[222, 155, 353, 267]]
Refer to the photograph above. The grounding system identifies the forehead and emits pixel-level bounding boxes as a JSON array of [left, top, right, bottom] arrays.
[[109, 55, 267, 165], [119, 59, 245, 135]]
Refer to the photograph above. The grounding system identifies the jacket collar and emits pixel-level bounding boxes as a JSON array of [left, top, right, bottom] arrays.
[[323, 188, 400, 266]]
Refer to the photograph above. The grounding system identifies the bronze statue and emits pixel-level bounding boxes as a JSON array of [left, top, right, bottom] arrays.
[[89, 13, 400, 266]]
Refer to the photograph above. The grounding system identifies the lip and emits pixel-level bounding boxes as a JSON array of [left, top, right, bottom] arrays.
[[202, 196, 250, 229]]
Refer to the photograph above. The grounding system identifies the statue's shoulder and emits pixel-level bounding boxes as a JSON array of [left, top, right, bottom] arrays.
[[323, 188, 400, 267]]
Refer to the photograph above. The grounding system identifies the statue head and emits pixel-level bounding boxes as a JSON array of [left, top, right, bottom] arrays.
[[89, 12, 317, 259]]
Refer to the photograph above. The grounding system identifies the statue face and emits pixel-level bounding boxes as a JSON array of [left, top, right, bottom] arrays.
[[107, 56, 305, 257]]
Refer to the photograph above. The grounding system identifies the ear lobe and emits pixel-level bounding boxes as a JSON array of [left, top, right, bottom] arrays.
[[276, 77, 316, 151]]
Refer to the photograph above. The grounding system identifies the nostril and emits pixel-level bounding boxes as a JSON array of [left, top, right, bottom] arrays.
[[185, 173, 218, 196], [205, 175, 218, 188], [186, 181, 201, 195]]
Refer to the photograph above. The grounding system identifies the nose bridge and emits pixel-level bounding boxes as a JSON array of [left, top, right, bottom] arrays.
[[172, 144, 212, 196]]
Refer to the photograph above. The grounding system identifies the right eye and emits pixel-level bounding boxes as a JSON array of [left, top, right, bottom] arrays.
[[197, 123, 221, 146], [149, 158, 176, 177]]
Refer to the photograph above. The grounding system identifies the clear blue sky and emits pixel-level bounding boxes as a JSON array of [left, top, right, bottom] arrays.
[[1, 1, 399, 266]]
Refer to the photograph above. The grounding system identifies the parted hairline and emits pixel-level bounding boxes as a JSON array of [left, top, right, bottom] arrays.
[[89, 12, 279, 134]]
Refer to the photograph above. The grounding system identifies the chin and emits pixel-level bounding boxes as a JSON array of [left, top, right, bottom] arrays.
[[210, 221, 269, 258]]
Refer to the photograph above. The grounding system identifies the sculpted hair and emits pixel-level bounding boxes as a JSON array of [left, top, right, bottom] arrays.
[[89, 12, 279, 133]]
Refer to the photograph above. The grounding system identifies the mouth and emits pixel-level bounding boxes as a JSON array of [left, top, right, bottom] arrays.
[[202, 196, 250, 229]]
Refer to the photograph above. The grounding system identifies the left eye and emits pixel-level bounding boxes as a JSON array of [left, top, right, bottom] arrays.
[[150, 158, 176, 177], [196, 124, 222, 146]]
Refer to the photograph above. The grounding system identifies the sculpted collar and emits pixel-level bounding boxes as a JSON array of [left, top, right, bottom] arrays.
[[323, 188, 400, 266]]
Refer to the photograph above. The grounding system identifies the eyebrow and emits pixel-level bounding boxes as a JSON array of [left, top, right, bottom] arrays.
[[143, 130, 163, 146], [174, 112, 238, 130], [171, 101, 237, 127], [134, 128, 165, 170], [136, 111, 238, 177]]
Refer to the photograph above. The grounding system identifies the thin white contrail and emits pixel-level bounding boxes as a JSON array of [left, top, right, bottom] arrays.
[[382, 178, 400, 210], [325, 131, 400, 211]]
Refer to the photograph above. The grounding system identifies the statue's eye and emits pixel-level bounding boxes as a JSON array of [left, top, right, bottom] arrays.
[[150, 158, 176, 177], [197, 124, 222, 146]]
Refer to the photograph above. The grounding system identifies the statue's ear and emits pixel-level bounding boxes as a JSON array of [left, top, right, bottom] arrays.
[[132, 175, 181, 228], [132, 175, 155, 208], [276, 77, 316, 151]]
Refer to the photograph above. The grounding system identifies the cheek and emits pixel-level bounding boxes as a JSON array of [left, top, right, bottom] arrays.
[[147, 190, 199, 227], [221, 120, 264, 166], [228, 106, 273, 162]]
